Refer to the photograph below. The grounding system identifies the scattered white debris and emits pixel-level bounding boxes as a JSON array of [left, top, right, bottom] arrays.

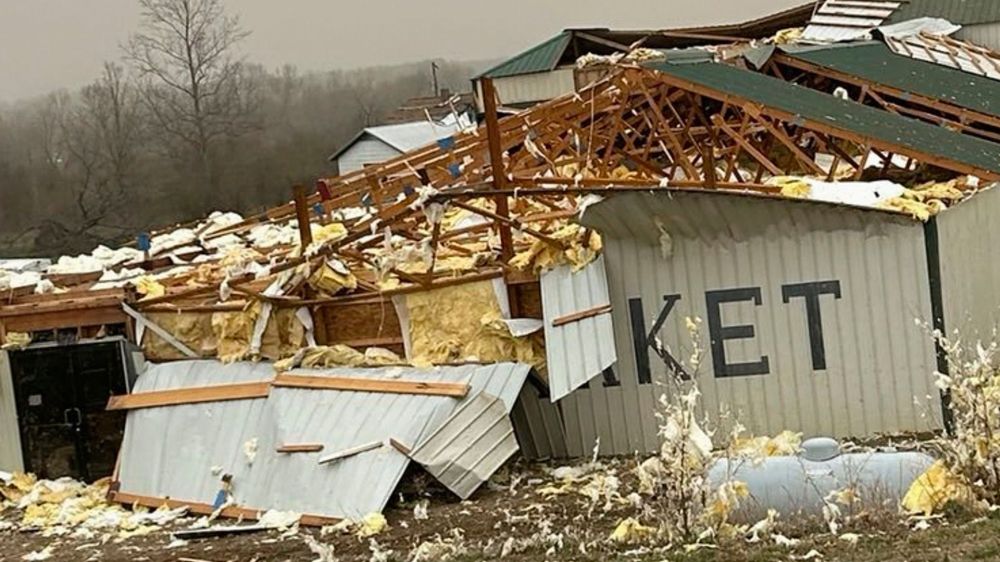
[[413, 500, 429, 521], [791, 549, 824, 560], [773, 534, 801, 548], [166, 538, 189, 549], [839, 532, 860, 546], [243, 438, 259, 464], [21, 547, 53, 561], [258, 509, 301, 530], [302, 533, 338, 562]]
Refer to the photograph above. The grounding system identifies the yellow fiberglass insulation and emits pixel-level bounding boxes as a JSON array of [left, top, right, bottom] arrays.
[[308, 260, 358, 295], [143, 305, 306, 363], [509, 224, 603, 275], [213, 304, 308, 363], [212, 307, 258, 363], [405, 280, 546, 373], [273, 345, 405, 371], [259, 307, 307, 360], [143, 312, 216, 360]]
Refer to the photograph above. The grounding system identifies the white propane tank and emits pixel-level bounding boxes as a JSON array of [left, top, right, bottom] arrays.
[[707, 437, 933, 521]]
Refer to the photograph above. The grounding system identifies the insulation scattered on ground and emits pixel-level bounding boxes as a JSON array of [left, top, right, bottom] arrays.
[[0, 473, 186, 539]]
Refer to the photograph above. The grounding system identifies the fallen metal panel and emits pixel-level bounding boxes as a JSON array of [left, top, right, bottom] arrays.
[[0, 351, 24, 473], [410, 392, 518, 499], [511, 382, 569, 460], [802, 0, 902, 43], [117, 360, 531, 520], [541, 255, 617, 402]]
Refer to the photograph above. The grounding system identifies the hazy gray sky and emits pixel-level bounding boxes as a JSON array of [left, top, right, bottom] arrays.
[[0, 0, 804, 102]]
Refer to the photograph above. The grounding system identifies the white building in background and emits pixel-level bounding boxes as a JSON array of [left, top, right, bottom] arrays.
[[329, 113, 472, 174]]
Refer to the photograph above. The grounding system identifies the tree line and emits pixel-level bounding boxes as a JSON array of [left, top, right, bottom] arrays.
[[0, 0, 485, 257]]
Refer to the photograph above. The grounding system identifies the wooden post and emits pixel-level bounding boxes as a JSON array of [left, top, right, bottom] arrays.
[[703, 141, 717, 189], [292, 184, 313, 248], [292, 183, 327, 345], [481, 77, 520, 317], [480, 77, 514, 263]]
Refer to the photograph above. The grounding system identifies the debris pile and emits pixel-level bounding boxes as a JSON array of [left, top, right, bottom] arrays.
[[0, 472, 186, 540]]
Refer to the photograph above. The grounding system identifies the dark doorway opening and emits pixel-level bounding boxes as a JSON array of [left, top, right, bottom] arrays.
[[8, 338, 137, 482]]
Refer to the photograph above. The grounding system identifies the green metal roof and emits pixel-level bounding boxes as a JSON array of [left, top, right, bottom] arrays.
[[886, 0, 1000, 25], [647, 60, 1000, 175], [476, 32, 572, 79], [787, 42, 1000, 118]]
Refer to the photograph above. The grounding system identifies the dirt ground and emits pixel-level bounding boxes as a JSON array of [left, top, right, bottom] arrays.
[[2, 460, 999, 562]]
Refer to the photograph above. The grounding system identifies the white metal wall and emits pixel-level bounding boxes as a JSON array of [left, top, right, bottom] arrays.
[[476, 69, 576, 110], [0, 351, 24, 472], [559, 191, 942, 456], [337, 136, 401, 174], [937, 185, 1000, 343], [956, 23, 1000, 52]]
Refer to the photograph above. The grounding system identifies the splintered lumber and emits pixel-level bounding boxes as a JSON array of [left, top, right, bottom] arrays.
[[317, 441, 383, 465], [276, 443, 325, 453], [388, 438, 413, 456], [108, 490, 338, 527], [551, 303, 613, 327], [272, 373, 470, 398], [106, 382, 271, 411], [172, 525, 271, 540]]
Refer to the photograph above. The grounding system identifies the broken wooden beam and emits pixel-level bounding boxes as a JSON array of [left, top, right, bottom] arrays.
[[106, 382, 271, 411], [317, 441, 383, 465], [551, 303, 613, 328], [276, 443, 325, 454], [272, 373, 469, 398]]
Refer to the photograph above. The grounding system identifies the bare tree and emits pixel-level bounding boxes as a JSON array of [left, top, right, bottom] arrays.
[[36, 63, 145, 251], [124, 0, 257, 199]]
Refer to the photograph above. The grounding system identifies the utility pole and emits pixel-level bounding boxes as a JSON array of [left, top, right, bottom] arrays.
[[431, 61, 440, 97]]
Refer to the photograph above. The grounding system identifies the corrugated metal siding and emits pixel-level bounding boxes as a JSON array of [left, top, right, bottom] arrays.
[[411, 392, 518, 499], [937, 185, 1000, 343], [956, 23, 1000, 51], [541, 255, 617, 401], [477, 69, 576, 110], [511, 381, 570, 460], [803, 0, 900, 43], [560, 191, 941, 456], [0, 351, 24, 472], [337, 136, 402, 174], [118, 361, 531, 519]]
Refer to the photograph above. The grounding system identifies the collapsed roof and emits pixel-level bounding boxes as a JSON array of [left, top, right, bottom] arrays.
[[5, 21, 1000, 348]]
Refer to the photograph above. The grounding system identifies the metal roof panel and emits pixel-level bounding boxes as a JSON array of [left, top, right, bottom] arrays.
[[787, 42, 1000, 118], [117, 360, 532, 520], [887, 0, 1000, 25], [477, 32, 572, 79], [648, 60, 1000, 175]]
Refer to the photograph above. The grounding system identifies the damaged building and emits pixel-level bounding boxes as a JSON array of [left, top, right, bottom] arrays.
[[5, 2, 1000, 522]]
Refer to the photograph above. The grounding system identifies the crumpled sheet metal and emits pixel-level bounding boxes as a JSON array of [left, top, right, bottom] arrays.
[[410, 391, 518, 499], [116, 360, 532, 520], [540, 255, 616, 402]]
